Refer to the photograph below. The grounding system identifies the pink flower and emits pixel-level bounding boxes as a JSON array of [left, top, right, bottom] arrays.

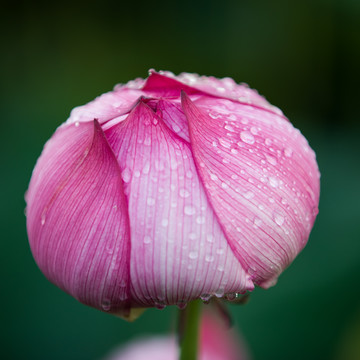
[[103, 309, 249, 360], [26, 70, 320, 318]]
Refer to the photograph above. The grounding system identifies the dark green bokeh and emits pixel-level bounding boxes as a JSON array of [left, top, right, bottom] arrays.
[[1, 0, 359, 359]]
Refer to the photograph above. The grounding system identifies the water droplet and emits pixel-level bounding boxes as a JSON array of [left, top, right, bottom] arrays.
[[244, 191, 254, 200], [221, 182, 229, 189], [144, 136, 152, 146], [240, 131, 255, 144], [206, 234, 215, 243], [189, 232, 197, 240], [74, 121, 80, 127], [179, 188, 190, 198], [250, 126, 258, 135], [170, 158, 178, 170], [176, 301, 187, 310], [147, 197, 155, 206], [196, 216, 206, 224], [225, 293, 238, 301], [219, 137, 231, 148], [254, 217, 262, 226], [274, 212, 285, 226], [184, 205, 196, 216], [161, 219, 168, 227], [265, 154, 277, 165], [269, 177, 279, 188], [189, 251, 198, 259], [209, 112, 220, 119], [121, 168, 131, 183], [101, 300, 111, 311], [205, 255, 214, 262], [134, 170, 141, 178], [210, 173, 218, 181], [200, 294, 212, 303], [186, 170, 193, 178], [41, 213, 46, 226], [143, 161, 150, 174], [216, 248, 224, 255], [171, 123, 181, 133], [144, 235, 152, 244], [284, 147, 293, 157], [215, 288, 224, 298], [231, 148, 238, 154], [224, 124, 234, 132], [155, 301, 166, 310], [265, 138, 272, 146]]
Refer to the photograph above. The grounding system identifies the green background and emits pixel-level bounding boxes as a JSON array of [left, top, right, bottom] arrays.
[[1, 0, 360, 359]]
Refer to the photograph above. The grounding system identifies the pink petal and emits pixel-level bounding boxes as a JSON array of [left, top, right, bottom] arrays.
[[66, 86, 144, 127], [181, 92, 320, 287], [104, 100, 253, 306], [142, 69, 201, 97], [26, 121, 131, 315], [145, 70, 282, 116]]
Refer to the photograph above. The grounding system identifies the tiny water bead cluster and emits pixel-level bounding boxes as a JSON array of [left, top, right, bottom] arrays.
[[26, 70, 320, 318]]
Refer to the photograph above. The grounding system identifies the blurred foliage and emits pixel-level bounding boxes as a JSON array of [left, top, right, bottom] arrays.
[[1, 0, 359, 359]]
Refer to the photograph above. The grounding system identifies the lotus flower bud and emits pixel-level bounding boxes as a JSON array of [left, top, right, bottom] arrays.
[[26, 70, 320, 318]]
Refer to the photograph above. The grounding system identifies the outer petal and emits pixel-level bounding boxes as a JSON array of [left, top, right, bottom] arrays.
[[26, 121, 131, 315], [66, 86, 144, 127], [104, 101, 253, 306], [181, 92, 320, 287]]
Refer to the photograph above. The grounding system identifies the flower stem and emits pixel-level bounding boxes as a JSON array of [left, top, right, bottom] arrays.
[[179, 300, 202, 360]]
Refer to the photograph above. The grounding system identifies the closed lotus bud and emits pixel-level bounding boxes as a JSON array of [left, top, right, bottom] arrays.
[[26, 70, 320, 318]]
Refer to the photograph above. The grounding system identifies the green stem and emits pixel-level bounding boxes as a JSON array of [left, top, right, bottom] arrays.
[[179, 300, 202, 360]]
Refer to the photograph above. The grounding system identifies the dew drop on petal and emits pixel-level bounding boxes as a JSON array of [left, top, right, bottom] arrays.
[[265, 154, 278, 166], [155, 301, 166, 310], [200, 294, 212, 303], [189, 232, 197, 240], [225, 293, 238, 301], [179, 188, 190, 198], [269, 177, 279, 188], [101, 300, 111, 311], [196, 216, 206, 224], [240, 131, 255, 144], [219, 137, 232, 148], [184, 205, 196, 215], [274, 212, 285, 226], [143, 235, 152, 244], [189, 251, 198, 259], [176, 301, 187, 310], [147, 197, 155, 206], [161, 219, 169, 227], [215, 288, 224, 298], [244, 191, 254, 200], [284, 147, 293, 157], [121, 168, 132, 183], [206, 234, 215, 243], [186, 170, 193, 179]]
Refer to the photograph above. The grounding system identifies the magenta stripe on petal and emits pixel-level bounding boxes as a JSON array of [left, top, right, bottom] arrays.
[[26, 121, 131, 315], [104, 101, 253, 306], [181, 91, 320, 287]]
